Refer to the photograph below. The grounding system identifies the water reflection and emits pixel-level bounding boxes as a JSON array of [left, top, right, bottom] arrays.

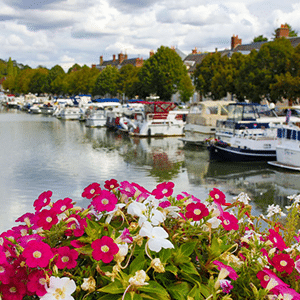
[[0, 109, 299, 233]]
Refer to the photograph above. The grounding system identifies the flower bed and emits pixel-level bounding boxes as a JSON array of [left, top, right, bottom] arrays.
[[0, 179, 300, 300]]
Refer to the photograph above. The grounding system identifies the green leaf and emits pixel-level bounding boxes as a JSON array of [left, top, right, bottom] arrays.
[[180, 262, 199, 275], [188, 285, 205, 300], [165, 264, 178, 275], [98, 280, 126, 294], [180, 242, 197, 257], [138, 281, 169, 298], [167, 281, 191, 300], [129, 250, 146, 274], [97, 294, 122, 300]]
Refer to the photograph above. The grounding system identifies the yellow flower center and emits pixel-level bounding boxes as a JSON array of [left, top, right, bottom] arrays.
[[54, 287, 66, 300], [39, 278, 46, 285], [33, 251, 42, 258], [101, 245, 109, 253], [264, 275, 270, 281], [194, 209, 201, 215], [9, 287, 17, 293], [62, 256, 70, 263], [46, 217, 52, 223], [224, 220, 230, 225], [162, 189, 168, 194], [61, 205, 66, 211], [0, 266, 4, 273], [280, 260, 287, 267], [273, 237, 277, 243], [215, 194, 219, 199], [90, 189, 95, 194], [102, 199, 109, 205], [110, 185, 114, 189]]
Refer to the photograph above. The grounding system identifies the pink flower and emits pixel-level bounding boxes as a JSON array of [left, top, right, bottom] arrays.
[[82, 182, 101, 199], [119, 181, 136, 197], [54, 246, 78, 269], [91, 190, 118, 212], [0, 279, 27, 300], [119, 228, 133, 243], [213, 261, 238, 280], [17, 234, 45, 248], [70, 240, 86, 248], [159, 200, 171, 208], [257, 267, 289, 289], [271, 253, 295, 274], [65, 214, 87, 237], [52, 198, 73, 214], [15, 212, 36, 225], [185, 202, 209, 221], [272, 285, 300, 300], [36, 208, 59, 230], [27, 269, 48, 297], [104, 179, 119, 190], [131, 182, 150, 201], [33, 190, 52, 212], [219, 212, 239, 231], [219, 279, 233, 294], [209, 188, 229, 206], [22, 240, 54, 268], [0, 262, 14, 284], [91, 236, 119, 263], [151, 182, 174, 199], [268, 229, 287, 251]]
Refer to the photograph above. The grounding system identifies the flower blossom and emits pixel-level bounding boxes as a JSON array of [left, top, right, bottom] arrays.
[[219, 211, 239, 231], [91, 236, 119, 263], [119, 181, 136, 198], [213, 261, 238, 280], [91, 190, 118, 212], [54, 246, 78, 269], [233, 192, 251, 205], [266, 204, 286, 218], [139, 221, 174, 252], [36, 208, 59, 230], [185, 202, 209, 221], [52, 198, 73, 214], [22, 240, 54, 268], [151, 182, 174, 199], [40, 276, 76, 300], [81, 277, 96, 293], [219, 279, 233, 294], [27, 269, 48, 297], [34, 190, 52, 212], [104, 179, 119, 190], [257, 267, 289, 289], [128, 270, 149, 286], [271, 253, 295, 274], [209, 188, 229, 206], [268, 229, 287, 251], [0, 278, 27, 300], [82, 182, 101, 199]]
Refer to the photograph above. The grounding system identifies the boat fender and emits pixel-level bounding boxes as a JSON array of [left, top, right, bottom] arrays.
[[148, 128, 151, 136]]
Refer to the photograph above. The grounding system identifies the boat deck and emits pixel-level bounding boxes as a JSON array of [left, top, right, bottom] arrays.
[[268, 161, 300, 171]]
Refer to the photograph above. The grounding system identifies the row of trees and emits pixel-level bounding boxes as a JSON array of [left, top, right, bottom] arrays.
[[2, 36, 300, 104], [1, 46, 194, 102], [193, 37, 300, 104]]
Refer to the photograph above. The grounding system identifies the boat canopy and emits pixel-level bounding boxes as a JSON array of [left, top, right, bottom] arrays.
[[92, 98, 120, 103]]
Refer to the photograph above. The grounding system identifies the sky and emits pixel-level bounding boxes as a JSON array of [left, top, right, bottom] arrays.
[[1, 0, 300, 71]]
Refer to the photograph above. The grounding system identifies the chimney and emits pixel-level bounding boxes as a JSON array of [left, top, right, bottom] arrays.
[[125, 53, 128, 60], [276, 24, 289, 38], [135, 57, 144, 67], [118, 52, 125, 64], [100, 56, 103, 65], [91, 64, 96, 68], [231, 35, 242, 50], [149, 50, 155, 57], [112, 54, 116, 62], [192, 47, 198, 54]]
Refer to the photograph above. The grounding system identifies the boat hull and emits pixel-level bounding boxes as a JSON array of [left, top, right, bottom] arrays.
[[208, 143, 276, 162]]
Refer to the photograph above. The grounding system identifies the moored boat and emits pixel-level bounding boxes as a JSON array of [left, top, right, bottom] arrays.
[[207, 102, 300, 162], [268, 123, 300, 171], [180, 100, 234, 146]]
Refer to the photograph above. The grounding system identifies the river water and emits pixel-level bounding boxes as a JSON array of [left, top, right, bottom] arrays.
[[0, 107, 299, 233]]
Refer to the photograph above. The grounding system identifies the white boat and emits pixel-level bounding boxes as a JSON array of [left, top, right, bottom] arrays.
[[128, 101, 188, 137], [118, 103, 145, 132], [180, 100, 234, 146], [85, 102, 121, 127], [207, 102, 300, 162], [268, 123, 300, 171], [59, 106, 82, 120]]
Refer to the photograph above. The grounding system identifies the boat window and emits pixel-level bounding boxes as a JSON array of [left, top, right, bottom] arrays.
[[243, 105, 257, 120], [227, 105, 243, 120], [277, 128, 283, 138], [298, 131, 300, 141], [221, 106, 229, 116], [206, 106, 218, 115], [286, 129, 292, 140], [292, 130, 297, 140]]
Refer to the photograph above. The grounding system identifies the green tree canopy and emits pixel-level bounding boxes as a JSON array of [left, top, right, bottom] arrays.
[[93, 65, 119, 97], [252, 35, 268, 43], [117, 64, 140, 99], [138, 46, 189, 100]]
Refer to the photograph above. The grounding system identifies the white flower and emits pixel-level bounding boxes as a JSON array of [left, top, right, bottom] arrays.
[[105, 203, 126, 223], [117, 243, 129, 257], [81, 277, 96, 292], [149, 208, 166, 225], [233, 192, 251, 205], [40, 276, 76, 300], [128, 270, 149, 286], [127, 201, 147, 218], [266, 204, 286, 218], [139, 221, 174, 252], [206, 216, 221, 229]]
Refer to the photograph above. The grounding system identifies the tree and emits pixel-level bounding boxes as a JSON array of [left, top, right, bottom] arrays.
[[28, 68, 49, 95], [48, 65, 65, 94], [117, 64, 140, 99], [178, 74, 194, 103], [93, 65, 119, 97], [253, 35, 268, 43], [138, 46, 189, 100]]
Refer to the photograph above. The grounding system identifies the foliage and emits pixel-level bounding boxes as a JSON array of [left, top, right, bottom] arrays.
[[117, 65, 140, 99], [178, 74, 194, 103], [252, 35, 268, 43], [93, 65, 120, 97], [28, 68, 50, 95], [1, 180, 300, 300], [138, 46, 188, 100]]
